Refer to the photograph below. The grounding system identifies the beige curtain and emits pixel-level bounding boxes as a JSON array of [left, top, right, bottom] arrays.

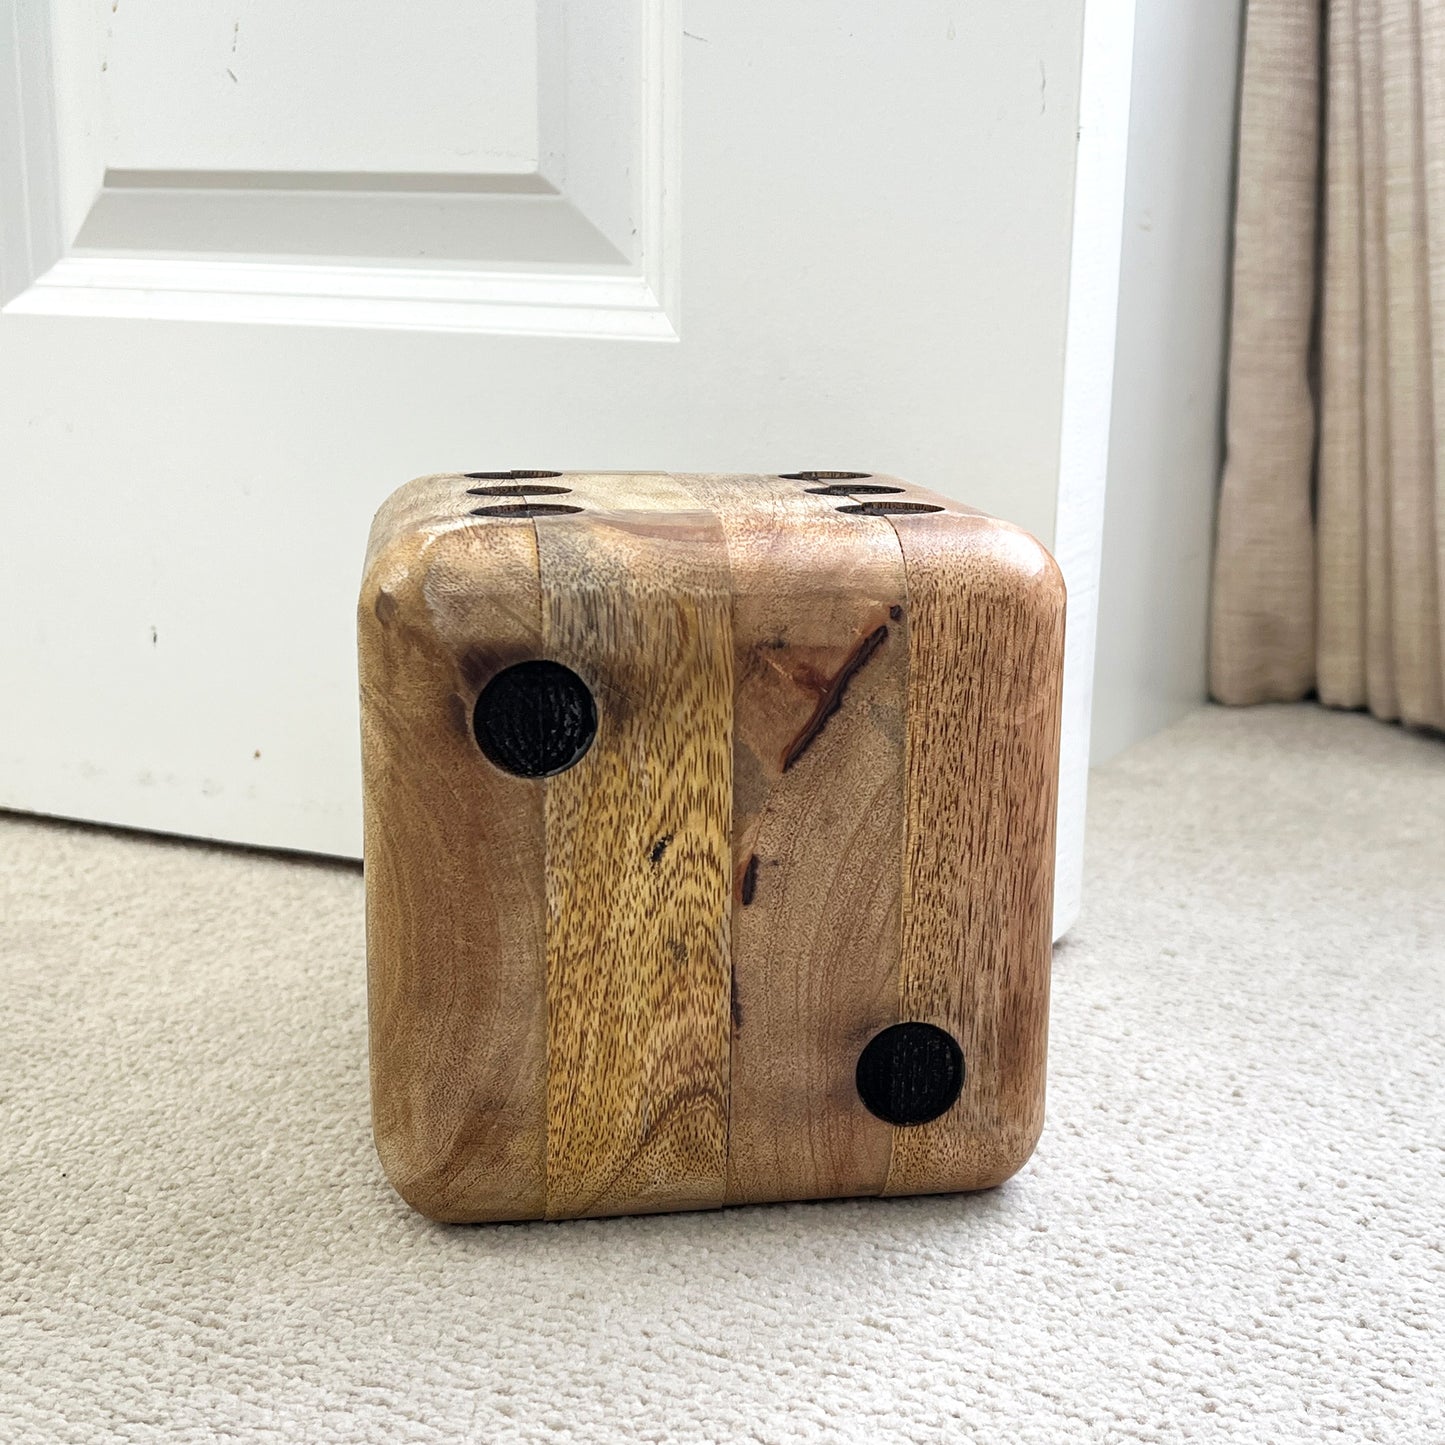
[[1211, 0, 1445, 731]]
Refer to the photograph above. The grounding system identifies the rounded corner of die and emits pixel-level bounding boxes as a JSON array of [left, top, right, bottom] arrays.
[[988, 1113, 1047, 1189], [357, 539, 423, 637], [971, 522, 1067, 623], [372, 1133, 466, 1223]]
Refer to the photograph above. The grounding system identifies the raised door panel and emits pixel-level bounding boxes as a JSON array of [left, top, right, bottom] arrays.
[[8, 0, 670, 332]]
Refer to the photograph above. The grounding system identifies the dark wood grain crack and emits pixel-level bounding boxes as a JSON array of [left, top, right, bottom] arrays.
[[780, 624, 889, 772], [740, 853, 759, 905]]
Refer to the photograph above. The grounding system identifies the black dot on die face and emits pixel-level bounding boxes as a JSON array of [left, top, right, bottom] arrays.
[[855, 1022, 965, 1126], [472, 660, 597, 778]]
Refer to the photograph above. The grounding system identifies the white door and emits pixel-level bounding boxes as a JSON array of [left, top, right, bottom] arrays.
[[0, 1, 1126, 934]]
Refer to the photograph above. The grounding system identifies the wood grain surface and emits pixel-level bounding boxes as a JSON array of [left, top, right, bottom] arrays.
[[882, 509, 1066, 1195], [681, 475, 907, 1207], [361, 471, 1064, 1221], [359, 475, 549, 1221], [535, 474, 734, 1219]]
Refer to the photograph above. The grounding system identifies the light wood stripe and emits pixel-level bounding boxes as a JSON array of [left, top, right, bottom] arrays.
[[883, 507, 1065, 1195], [537, 475, 734, 1218], [360, 488, 549, 1221], [680, 474, 907, 1206]]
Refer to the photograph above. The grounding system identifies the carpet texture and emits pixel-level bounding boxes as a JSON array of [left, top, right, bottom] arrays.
[[2, 703, 1442, 1443]]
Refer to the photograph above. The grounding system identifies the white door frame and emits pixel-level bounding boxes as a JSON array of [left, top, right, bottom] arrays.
[[1051, 0, 1138, 935]]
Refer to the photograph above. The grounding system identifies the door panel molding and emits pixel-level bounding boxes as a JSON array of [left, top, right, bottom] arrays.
[[8, 254, 674, 337], [0, 0, 680, 340]]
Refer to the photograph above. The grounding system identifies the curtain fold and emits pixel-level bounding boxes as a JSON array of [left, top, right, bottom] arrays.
[[1211, 0, 1445, 732]]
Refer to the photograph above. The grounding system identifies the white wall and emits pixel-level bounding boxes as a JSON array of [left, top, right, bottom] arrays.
[[1091, 0, 1244, 761]]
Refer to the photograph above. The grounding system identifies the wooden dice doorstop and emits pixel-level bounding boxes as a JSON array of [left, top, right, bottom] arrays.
[[359, 471, 1065, 1222]]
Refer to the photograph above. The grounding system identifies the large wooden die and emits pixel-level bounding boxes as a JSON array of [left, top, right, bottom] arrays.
[[359, 471, 1065, 1222]]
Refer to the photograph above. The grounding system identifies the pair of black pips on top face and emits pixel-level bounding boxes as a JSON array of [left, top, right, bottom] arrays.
[[466, 472, 964, 1129], [460, 468, 947, 519]]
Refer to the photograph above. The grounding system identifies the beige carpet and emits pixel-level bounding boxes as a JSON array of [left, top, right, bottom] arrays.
[[2, 703, 1442, 1443]]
